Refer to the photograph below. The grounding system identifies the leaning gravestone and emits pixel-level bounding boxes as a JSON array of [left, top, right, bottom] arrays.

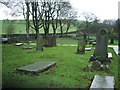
[[17, 61, 56, 74], [76, 38, 86, 54], [89, 29, 111, 70]]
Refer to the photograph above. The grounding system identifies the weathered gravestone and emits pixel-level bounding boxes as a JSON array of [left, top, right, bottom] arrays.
[[17, 61, 56, 74], [44, 35, 56, 47], [89, 29, 111, 70], [76, 38, 86, 54], [36, 35, 43, 51]]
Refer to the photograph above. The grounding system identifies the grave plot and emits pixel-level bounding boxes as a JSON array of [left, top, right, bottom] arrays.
[[90, 75, 115, 89], [17, 61, 56, 74]]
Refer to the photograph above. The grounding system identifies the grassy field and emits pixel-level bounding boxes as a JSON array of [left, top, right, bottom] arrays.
[[1, 20, 77, 34], [2, 38, 119, 88]]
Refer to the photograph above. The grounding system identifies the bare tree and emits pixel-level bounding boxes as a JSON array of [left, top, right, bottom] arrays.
[[22, 0, 30, 40], [30, 1, 43, 51], [81, 11, 98, 41], [58, 2, 73, 36]]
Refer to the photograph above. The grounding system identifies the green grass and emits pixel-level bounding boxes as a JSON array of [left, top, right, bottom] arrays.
[[1, 21, 77, 34], [56, 37, 78, 44], [2, 43, 119, 88]]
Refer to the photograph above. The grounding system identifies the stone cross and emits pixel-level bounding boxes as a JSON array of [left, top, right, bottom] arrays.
[[89, 29, 110, 69]]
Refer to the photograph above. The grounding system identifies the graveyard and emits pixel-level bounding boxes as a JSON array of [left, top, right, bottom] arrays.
[[1, 0, 120, 89], [2, 36, 119, 88]]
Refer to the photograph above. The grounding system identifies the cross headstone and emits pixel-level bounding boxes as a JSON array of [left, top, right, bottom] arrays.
[[89, 29, 111, 70]]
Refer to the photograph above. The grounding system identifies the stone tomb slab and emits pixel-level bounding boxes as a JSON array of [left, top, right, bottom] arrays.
[[15, 43, 23, 46], [108, 53, 112, 59], [90, 75, 115, 89], [85, 48, 92, 51], [17, 61, 56, 73]]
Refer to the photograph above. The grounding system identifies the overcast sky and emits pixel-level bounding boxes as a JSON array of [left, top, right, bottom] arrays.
[[0, 0, 119, 21]]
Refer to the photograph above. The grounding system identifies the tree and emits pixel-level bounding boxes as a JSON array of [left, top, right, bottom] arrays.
[[22, 0, 30, 40], [81, 11, 98, 41], [30, 1, 43, 51], [65, 8, 77, 35], [58, 2, 73, 36]]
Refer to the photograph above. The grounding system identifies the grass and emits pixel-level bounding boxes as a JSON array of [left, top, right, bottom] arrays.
[[1, 21, 77, 34], [2, 40, 119, 88]]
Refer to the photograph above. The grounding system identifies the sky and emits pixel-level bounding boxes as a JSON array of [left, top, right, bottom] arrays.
[[0, 0, 119, 21]]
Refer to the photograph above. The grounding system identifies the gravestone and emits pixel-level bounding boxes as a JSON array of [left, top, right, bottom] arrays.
[[90, 75, 115, 89], [76, 38, 86, 54], [36, 35, 43, 51], [44, 35, 56, 47], [17, 61, 56, 74], [89, 29, 111, 70]]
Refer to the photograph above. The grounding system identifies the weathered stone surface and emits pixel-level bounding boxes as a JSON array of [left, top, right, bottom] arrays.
[[85, 48, 92, 51], [36, 35, 43, 51], [91, 60, 101, 70], [76, 39, 86, 54], [90, 29, 110, 65], [90, 75, 115, 89], [44, 35, 56, 47], [15, 43, 23, 46], [17, 61, 56, 73], [108, 53, 112, 59]]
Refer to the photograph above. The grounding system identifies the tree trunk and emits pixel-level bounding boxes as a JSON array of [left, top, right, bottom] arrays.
[[36, 30, 43, 51], [26, 2, 30, 40], [66, 23, 70, 35], [59, 20, 63, 37]]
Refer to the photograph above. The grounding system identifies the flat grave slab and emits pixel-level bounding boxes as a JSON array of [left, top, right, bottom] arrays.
[[90, 75, 115, 89], [85, 48, 92, 51], [17, 61, 56, 73], [108, 53, 112, 59], [15, 43, 23, 46]]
